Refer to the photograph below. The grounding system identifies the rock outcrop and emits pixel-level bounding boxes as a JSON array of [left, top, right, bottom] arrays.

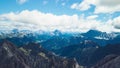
[[0, 40, 80, 68], [91, 54, 120, 68]]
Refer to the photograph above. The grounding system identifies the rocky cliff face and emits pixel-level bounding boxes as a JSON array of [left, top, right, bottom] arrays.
[[0, 40, 29, 68], [91, 54, 120, 68], [90, 43, 120, 66], [0, 40, 80, 68]]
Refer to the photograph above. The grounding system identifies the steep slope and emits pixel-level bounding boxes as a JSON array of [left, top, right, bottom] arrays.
[[90, 43, 120, 65], [41, 34, 86, 50], [91, 54, 120, 68], [21, 42, 80, 68], [41, 36, 70, 50], [55, 40, 99, 66], [0, 40, 80, 68], [0, 40, 29, 68]]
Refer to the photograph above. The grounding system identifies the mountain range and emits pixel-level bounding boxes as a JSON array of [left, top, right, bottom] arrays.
[[0, 29, 120, 68], [0, 40, 80, 68], [1, 29, 120, 48]]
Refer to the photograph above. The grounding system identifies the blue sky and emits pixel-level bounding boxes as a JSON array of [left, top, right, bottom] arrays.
[[0, 0, 119, 18], [0, 0, 84, 15], [0, 0, 120, 32]]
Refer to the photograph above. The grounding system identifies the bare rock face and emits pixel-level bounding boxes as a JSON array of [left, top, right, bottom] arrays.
[[0, 40, 30, 68], [0, 40, 80, 68], [91, 54, 120, 68]]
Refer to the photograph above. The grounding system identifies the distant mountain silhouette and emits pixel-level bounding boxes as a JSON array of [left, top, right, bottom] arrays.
[[1, 29, 120, 50]]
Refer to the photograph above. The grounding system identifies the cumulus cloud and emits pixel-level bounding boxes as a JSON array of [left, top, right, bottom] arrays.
[[0, 21, 39, 31], [87, 15, 98, 19], [71, 0, 120, 13], [16, 0, 28, 5], [70, 0, 95, 11], [94, 0, 120, 13], [0, 10, 120, 32], [71, 2, 91, 11], [112, 16, 120, 29]]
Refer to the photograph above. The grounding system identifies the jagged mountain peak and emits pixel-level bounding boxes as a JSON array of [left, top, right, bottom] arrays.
[[87, 30, 102, 34], [0, 39, 17, 52], [0, 40, 29, 68], [0, 40, 80, 68]]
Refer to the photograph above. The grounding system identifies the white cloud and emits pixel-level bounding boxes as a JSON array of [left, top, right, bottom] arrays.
[[112, 16, 120, 29], [0, 21, 38, 31], [71, 3, 78, 9], [94, 0, 120, 13], [87, 15, 98, 19], [71, 0, 95, 11], [71, 2, 91, 11], [16, 0, 28, 5], [0, 10, 120, 33], [71, 0, 120, 13]]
